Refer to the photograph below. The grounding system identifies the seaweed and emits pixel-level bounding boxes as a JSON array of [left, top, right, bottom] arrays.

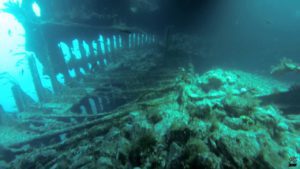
[[223, 93, 260, 117], [166, 122, 196, 147], [128, 129, 158, 167], [147, 112, 163, 124]]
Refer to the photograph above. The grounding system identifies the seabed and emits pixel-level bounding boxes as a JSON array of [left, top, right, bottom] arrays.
[[0, 51, 299, 168]]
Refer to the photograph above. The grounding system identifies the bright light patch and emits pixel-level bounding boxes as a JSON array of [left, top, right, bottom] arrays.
[[80, 105, 87, 114], [88, 98, 97, 114], [0, 12, 37, 112], [106, 38, 111, 53], [141, 34, 145, 45], [80, 67, 86, 75], [0, 77, 17, 112], [99, 35, 106, 54], [0, 13, 26, 66], [0, 0, 23, 10], [137, 34, 140, 46], [98, 97, 103, 111], [82, 41, 90, 57], [71, 39, 82, 60], [34, 52, 54, 93], [68, 69, 76, 78], [92, 40, 98, 55], [113, 35, 117, 49], [119, 35, 123, 48], [0, 9, 52, 113], [132, 33, 136, 47], [58, 42, 71, 63], [56, 73, 65, 85], [32, 2, 41, 17], [128, 34, 132, 48], [88, 63, 92, 70]]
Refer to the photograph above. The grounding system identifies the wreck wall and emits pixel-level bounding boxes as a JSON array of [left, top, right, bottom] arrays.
[[0, 0, 159, 113]]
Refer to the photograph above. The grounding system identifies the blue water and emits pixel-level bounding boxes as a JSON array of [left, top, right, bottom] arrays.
[[192, 0, 300, 73]]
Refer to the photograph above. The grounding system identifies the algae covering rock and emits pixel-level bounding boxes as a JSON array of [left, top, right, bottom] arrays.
[[214, 128, 261, 167], [6, 68, 299, 169]]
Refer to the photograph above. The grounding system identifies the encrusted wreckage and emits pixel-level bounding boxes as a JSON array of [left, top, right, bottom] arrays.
[[0, 49, 299, 168], [0, 1, 299, 167]]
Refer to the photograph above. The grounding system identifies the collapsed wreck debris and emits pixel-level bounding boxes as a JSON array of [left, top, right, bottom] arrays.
[[0, 67, 299, 169], [271, 57, 300, 75]]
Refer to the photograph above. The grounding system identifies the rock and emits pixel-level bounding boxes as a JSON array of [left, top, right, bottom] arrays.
[[0, 160, 8, 169], [166, 142, 183, 169], [226, 75, 237, 84], [104, 127, 121, 140], [229, 88, 241, 95], [198, 69, 226, 92], [197, 69, 239, 93], [240, 87, 248, 93], [0, 145, 15, 162], [258, 146, 287, 169], [193, 99, 212, 119], [190, 120, 210, 138], [130, 111, 152, 131], [166, 124, 195, 146], [71, 156, 93, 168], [12, 149, 57, 169], [223, 117, 243, 130], [296, 138, 300, 154], [207, 90, 226, 98], [97, 156, 113, 168], [155, 109, 189, 138], [100, 139, 120, 156], [35, 149, 57, 162], [215, 129, 261, 168], [185, 85, 203, 99], [191, 152, 221, 169], [223, 116, 255, 130], [277, 121, 289, 131], [223, 94, 259, 117]]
